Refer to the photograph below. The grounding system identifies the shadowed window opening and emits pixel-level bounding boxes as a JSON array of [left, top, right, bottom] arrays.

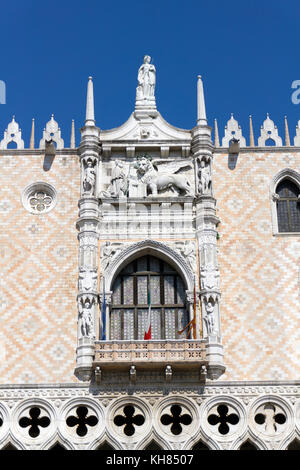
[[97, 441, 115, 450], [144, 440, 163, 450], [287, 439, 300, 450], [276, 179, 300, 232], [110, 255, 188, 340], [192, 440, 210, 450], [48, 443, 67, 451], [239, 440, 258, 450], [1, 443, 18, 450]]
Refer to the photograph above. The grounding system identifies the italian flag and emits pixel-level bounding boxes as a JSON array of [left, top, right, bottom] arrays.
[[144, 282, 151, 340]]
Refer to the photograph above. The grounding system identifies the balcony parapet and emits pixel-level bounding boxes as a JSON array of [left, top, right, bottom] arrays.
[[93, 339, 225, 380]]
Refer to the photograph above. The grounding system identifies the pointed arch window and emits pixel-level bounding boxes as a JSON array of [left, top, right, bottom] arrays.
[[110, 255, 188, 340], [275, 179, 300, 232]]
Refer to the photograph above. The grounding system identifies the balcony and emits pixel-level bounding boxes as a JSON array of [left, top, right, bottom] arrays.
[[92, 339, 225, 380], [94, 339, 205, 367]]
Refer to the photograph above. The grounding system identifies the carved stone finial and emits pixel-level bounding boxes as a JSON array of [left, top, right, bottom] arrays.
[[197, 75, 207, 126], [85, 76, 95, 126], [284, 115, 291, 147], [70, 119, 75, 149], [249, 115, 255, 147], [0, 116, 24, 149], [214, 118, 220, 147], [258, 114, 282, 147], [39, 115, 64, 149], [294, 120, 300, 146], [30, 118, 35, 149], [222, 114, 246, 148]]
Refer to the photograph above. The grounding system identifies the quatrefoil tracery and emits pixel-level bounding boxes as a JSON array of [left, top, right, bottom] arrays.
[[66, 406, 98, 436], [207, 404, 239, 435], [29, 191, 53, 213], [254, 404, 286, 434], [114, 405, 145, 436], [19, 407, 50, 438], [160, 404, 192, 435]]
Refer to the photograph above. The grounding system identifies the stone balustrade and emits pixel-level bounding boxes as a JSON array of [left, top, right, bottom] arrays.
[[94, 339, 206, 368]]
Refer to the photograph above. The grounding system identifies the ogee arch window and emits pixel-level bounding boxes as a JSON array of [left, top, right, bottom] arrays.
[[276, 179, 300, 232], [110, 255, 188, 340]]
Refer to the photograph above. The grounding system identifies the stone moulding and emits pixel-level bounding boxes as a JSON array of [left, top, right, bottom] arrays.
[[104, 238, 195, 292]]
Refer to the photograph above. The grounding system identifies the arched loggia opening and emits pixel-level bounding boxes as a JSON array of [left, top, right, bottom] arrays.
[[109, 254, 189, 340]]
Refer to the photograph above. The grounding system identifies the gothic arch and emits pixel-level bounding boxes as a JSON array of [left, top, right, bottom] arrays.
[[105, 239, 195, 293], [270, 168, 300, 235], [136, 431, 171, 451]]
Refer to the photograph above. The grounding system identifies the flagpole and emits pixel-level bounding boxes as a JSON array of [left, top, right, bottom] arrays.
[[144, 277, 151, 340], [101, 276, 106, 341]]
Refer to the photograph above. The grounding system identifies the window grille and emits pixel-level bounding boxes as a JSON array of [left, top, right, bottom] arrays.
[[110, 255, 188, 340]]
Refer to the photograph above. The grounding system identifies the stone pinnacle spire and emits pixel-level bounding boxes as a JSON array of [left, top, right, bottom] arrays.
[[85, 76, 95, 126], [197, 75, 207, 126], [284, 115, 291, 146], [70, 119, 75, 148], [30, 118, 35, 149], [214, 118, 220, 147], [249, 115, 255, 147]]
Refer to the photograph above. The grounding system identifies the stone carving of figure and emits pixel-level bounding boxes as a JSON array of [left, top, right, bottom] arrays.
[[101, 241, 122, 272], [79, 298, 94, 338], [134, 156, 192, 196], [136, 55, 156, 100], [177, 241, 196, 270], [111, 160, 127, 197], [204, 301, 216, 335], [198, 160, 211, 195], [101, 160, 127, 198], [83, 159, 96, 195]]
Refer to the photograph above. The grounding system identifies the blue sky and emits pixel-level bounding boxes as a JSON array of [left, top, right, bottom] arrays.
[[1, 0, 300, 147]]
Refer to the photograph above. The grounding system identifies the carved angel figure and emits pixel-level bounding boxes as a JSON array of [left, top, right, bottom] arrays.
[[134, 156, 192, 196]]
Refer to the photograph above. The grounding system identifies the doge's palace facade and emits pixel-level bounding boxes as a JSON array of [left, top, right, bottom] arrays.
[[0, 57, 300, 450]]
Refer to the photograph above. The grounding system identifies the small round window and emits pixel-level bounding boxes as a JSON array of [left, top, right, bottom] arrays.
[[22, 182, 57, 214]]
